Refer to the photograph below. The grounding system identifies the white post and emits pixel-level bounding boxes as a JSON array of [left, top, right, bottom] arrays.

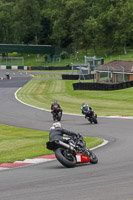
[[71, 63, 73, 74], [107, 66, 110, 82], [121, 66, 124, 82], [88, 63, 90, 74], [85, 56, 87, 65]]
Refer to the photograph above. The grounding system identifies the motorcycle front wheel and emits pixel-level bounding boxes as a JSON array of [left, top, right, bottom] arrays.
[[57, 112, 62, 121], [55, 148, 76, 168], [88, 150, 98, 164], [92, 116, 98, 124]]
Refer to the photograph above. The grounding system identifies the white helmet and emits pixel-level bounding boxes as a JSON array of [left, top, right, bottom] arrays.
[[50, 122, 61, 130]]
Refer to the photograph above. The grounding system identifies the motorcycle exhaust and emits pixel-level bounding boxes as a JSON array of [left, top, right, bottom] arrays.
[[55, 140, 76, 152]]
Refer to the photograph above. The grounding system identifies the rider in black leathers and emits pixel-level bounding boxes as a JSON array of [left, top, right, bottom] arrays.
[[51, 100, 62, 116], [48, 122, 87, 155], [51, 100, 61, 110], [81, 103, 93, 118], [49, 122, 77, 141]]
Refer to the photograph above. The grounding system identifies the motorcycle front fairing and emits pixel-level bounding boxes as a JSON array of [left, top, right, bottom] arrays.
[[76, 153, 90, 163]]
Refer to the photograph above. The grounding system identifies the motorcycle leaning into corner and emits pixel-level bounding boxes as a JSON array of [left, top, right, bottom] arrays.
[[84, 110, 98, 124], [46, 133, 98, 168], [81, 104, 98, 124]]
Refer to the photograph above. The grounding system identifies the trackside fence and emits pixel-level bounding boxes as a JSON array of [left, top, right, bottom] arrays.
[[73, 81, 133, 91], [62, 74, 94, 80]]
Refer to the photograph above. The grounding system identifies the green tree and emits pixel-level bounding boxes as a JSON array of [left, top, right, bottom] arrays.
[[82, 16, 99, 55], [65, 0, 89, 56], [0, 0, 133, 54], [93, 0, 133, 54], [0, 1, 15, 43], [113, 0, 133, 54], [42, 0, 70, 47], [13, 0, 41, 44]]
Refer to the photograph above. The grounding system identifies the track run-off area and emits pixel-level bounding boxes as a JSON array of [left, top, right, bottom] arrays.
[[0, 71, 133, 200]]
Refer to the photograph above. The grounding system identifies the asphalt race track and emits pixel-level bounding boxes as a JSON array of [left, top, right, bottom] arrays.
[[0, 73, 133, 200]]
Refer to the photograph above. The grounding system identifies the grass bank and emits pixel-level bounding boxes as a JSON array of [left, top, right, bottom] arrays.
[[17, 74, 133, 116], [0, 124, 103, 163]]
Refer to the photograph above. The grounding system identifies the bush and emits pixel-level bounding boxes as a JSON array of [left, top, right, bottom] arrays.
[[44, 54, 48, 62], [60, 51, 69, 59]]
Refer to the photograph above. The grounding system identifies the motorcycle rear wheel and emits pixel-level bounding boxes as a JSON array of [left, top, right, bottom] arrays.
[[55, 148, 76, 168]]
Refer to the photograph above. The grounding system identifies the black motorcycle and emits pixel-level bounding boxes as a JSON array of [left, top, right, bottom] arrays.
[[51, 106, 62, 121], [83, 110, 98, 124], [46, 134, 98, 168]]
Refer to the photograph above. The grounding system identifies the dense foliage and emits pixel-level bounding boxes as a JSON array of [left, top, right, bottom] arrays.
[[0, 0, 133, 54]]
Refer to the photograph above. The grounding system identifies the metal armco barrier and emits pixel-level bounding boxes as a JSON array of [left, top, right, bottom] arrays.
[[73, 81, 133, 91], [0, 65, 71, 70], [0, 65, 29, 70]]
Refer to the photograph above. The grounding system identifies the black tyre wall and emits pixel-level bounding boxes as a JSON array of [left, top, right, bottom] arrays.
[[55, 148, 76, 168]]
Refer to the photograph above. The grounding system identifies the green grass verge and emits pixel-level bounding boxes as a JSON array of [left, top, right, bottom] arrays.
[[17, 74, 133, 116], [0, 124, 103, 163]]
